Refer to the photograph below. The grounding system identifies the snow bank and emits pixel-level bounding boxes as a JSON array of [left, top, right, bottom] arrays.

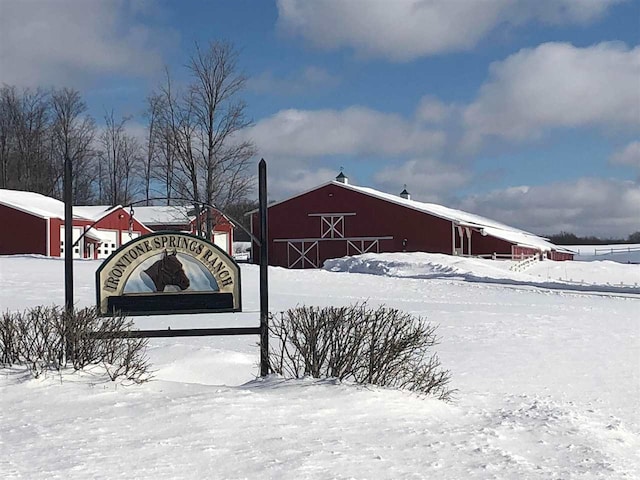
[[324, 252, 640, 294]]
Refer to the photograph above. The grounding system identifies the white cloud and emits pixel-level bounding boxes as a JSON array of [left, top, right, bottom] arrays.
[[374, 158, 471, 203], [247, 66, 340, 95], [463, 42, 640, 146], [247, 107, 445, 158], [276, 0, 623, 61], [456, 178, 640, 237], [415, 96, 456, 124], [0, 0, 175, 86], [268, 166, 340, 199], [610, 141, 640, 169]]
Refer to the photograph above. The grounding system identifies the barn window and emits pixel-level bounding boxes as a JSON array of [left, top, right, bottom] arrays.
[[320, 215, 345, 238]]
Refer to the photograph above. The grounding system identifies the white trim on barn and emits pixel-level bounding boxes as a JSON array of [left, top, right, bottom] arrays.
[[46, 217, 51, 256], [274, 236, 393, 243], [347, 239, 380, 255], [308, 212, 357, 217]]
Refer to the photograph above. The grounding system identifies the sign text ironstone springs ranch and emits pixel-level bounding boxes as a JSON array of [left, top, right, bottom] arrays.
[[96, 232, 241, 316]]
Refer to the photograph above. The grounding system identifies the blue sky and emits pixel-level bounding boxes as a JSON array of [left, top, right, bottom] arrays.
[[1, 0, 639, 237]]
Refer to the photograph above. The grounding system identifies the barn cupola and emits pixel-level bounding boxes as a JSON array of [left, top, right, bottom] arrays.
[[335, 169, 349, 184], [400, 185, 411, 200]]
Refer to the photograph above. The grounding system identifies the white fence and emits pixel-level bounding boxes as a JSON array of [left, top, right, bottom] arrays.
[[509, 254, 539, 272], [593, 245, 640, 256]]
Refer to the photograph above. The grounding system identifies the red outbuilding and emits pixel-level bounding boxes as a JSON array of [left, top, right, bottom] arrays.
[[0, 189, 234, 258], [250, 173, 574, 269], [0, 189, 152, 259]]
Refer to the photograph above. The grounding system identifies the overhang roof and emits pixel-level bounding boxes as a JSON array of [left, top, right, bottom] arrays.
[[84, 228, 109, 243]]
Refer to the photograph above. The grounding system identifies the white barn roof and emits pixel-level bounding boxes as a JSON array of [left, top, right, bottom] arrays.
[[343, 183, 572, 253], [0, 190, 152, 230], [132, 206, 193, 226], [0, 189, 74, 220], [73, 205, 121, 222]]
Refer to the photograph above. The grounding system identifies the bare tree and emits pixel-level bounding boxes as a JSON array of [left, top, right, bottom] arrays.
[[156, 117, 177, 205], [0, 86, 56, 195], [154, 41, 256, 235], [143, 93, 177, 206], [50, 88, 96, 203], [142, 95, 162, 205], [97, 111, 141, 205], [0, 86, 95, 202], [0, 86, 17, 190]]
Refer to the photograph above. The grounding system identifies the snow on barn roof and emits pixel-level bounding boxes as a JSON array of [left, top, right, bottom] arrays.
[[0, 190, 152, 229], [0, 189, 76, 220], [132, 206, 193, 226], [341, 182, 575, 253], [84, 228, 112, 243], [340, 182, 575, 253], [73, 205, 120, 222], [0, 191, 217, 234], [132, 205, 234, 227], [0, 190, 127, 223]]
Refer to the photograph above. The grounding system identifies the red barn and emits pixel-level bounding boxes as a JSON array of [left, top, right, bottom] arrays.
[[0, 189, 235, 258], [250, 174, 574, 269]]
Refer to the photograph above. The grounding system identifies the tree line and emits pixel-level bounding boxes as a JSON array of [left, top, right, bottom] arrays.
[[547, 231, 640, 245], [0, 41, 256, 237]]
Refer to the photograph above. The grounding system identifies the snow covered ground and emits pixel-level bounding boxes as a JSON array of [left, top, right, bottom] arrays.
[[1, 254, 639, 479]]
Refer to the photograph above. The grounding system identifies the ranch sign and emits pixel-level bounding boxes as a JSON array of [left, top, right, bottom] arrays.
[[96, 232, 241, 316]]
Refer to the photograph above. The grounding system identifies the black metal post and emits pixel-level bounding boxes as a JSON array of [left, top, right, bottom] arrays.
[[64, 154, 73, 364], [64, 155, 73, 312], [258, 159, 269, 376]]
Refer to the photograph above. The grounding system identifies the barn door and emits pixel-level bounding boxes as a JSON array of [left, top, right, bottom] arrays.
[[287, 241, 319, 268], [214, 232, 229, 253], [60, 226, 84, 259]]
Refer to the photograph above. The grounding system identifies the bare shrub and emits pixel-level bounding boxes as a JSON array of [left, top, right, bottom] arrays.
[[269, 304, 454, 401], [0, 311, 18, 365], [14, 306, 64, 376], [103, 335, 151, 384], [0, 306, 151, 383]]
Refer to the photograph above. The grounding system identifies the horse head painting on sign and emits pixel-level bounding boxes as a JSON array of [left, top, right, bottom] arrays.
[[143, 249, 190, 292]]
